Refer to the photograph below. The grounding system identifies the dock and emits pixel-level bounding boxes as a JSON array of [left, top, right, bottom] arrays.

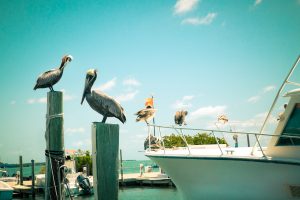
[[119, 172, 174, 186], [6, 172, 174, 197]]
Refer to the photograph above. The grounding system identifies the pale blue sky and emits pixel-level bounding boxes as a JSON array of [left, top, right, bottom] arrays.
[[0, 0, 300, 163]]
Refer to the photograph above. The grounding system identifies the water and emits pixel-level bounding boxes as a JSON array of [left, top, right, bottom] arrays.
[[14, 187, 181, 200], [3, 160, 158, 177], [4, 160, 182, 200]]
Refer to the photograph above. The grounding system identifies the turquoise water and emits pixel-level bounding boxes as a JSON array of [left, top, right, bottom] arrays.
[[5, 160, 182, 200], [3, 160, 158, 177], [13, 187, 181, 200]]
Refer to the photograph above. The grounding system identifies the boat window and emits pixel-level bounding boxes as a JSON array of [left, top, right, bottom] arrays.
[[277, 103, 300, 146]]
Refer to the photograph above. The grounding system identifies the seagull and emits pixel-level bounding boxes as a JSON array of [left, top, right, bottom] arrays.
[[174, 110, 188, 126], [135, 106, 156, 125], [34, 55, 73, 91], [81, 69, 126, 124]]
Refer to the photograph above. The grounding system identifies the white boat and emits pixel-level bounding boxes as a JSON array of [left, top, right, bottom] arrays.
[[145, 56, 300, 200], [0, 181, 13, 200]]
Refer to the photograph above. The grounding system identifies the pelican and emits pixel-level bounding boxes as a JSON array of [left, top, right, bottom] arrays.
[[34, 55, 73, 91], [135, 106, 156, 125], [174, 110, 188, 126], [81, 69, 126, 124]]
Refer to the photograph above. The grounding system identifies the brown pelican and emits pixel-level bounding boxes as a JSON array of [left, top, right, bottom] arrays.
[[81, 69, 126, 124], [135, 106, 156, 125], [174, 110, 188, 126], [34, 55, 73, 91]]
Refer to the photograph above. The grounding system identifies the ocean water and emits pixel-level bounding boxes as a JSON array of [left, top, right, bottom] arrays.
[[14, 187, 181, 200], [3, 160, 158, 177], [4, 160, 182, 200]]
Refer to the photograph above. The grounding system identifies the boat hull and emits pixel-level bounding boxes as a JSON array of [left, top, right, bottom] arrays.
[[0, 181, 13, 200], [147, 155, 300, 200]]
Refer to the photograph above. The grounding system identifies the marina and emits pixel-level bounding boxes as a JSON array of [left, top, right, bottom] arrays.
[[1, 1, 300, 199]]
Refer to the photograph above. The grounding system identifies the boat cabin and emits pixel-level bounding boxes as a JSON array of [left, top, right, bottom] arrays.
[[266, 88, 300, 159]]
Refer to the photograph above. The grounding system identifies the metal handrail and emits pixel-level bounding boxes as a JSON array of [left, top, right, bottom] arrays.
[[146, 123, 300, 156]]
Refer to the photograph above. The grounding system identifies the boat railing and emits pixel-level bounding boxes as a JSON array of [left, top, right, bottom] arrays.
[[146, 124, 300, 157]]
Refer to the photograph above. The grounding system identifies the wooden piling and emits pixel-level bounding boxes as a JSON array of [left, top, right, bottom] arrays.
[[45, 91, 64, 200], [31, 159, 35, 198], [120, 149, 124, 186], [19, 155, 23, 185], [92, 122, 119, 200]]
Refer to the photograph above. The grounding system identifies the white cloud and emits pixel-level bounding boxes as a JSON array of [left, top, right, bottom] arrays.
[[27, 90, 74, 104], [27, 97, 47, 104], [247, 96, 260, 103], [174, 0, 199, 15], [96, 77, 117, 91], [182, 13, 217, 25], [191, 105, 227, 119], [10, 100, 16, 105], [263, 85, 275, 93], [123, 78, 140, 87], [254, 0, 262, 6], [66, 127, 85, 134], [116, 90, 139, 102], [172, 95, 194, 109]]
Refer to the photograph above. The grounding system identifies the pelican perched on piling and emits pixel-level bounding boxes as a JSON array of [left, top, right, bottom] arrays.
[[174, 110, 188, 126], [34, 55, 73, 91], [135, 106, 156, 125], [81, 69, 126, 124]]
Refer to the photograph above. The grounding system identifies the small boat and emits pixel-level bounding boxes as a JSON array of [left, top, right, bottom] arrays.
[[0, 181, 13, 200]]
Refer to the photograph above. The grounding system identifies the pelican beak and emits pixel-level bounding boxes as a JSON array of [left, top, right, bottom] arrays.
[[81, 77, 89, 105]]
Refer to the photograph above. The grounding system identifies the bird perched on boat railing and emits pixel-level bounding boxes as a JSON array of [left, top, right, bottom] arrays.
[[174, 110, 188, 126], [135, 106, 156, 125], [81, 69, 126, 124], [34, 55, 73, 91]]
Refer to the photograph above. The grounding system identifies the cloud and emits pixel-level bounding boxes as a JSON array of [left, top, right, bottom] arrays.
[[247, 96, 260, 103], [254, 0, 262, 6], [172, 95, 194, 109], [123, 78, 140, 87], [174, 0, 199, 15], [191, 105, 227, 119], [182, 13, 217, 25], [96, 77, 117, 91], [116, 90, 139, 102], [66, 127, 85, 134], [27, 90, 74, 104], [27, 97, 47, 104], [263, 85, 275, 93], [246, 85, 276, 104], [10, 100, 16, 105]]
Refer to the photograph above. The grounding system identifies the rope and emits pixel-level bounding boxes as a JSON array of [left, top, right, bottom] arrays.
[[45, 113, 64, 200]]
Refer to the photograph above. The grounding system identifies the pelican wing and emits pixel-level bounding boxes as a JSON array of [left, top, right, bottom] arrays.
[[91, 90, 124, 118], [36, 69, 60, 86]]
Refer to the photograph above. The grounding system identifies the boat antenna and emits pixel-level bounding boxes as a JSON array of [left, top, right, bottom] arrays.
[[251, 55, 300, 154]]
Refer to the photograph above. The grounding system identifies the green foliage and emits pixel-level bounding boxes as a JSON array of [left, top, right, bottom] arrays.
[[163, 133, 227, 148], [75, 150, 93, 175]]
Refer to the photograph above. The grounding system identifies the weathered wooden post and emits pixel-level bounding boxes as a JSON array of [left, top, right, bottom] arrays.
[[119, 149, 124, 186], [92, 122, 119, 200], [45, 91, 64, 200], [19, 155, 23, 185], [31, 159, 35, 198]]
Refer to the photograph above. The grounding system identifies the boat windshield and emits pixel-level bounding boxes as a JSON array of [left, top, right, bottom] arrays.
[[277, 103, 300, 146]]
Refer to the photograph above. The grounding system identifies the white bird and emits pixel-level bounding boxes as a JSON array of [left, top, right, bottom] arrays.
[[34, 55, 73, 91], [135, 106, 156, 125], [81, 69, 126, 124]]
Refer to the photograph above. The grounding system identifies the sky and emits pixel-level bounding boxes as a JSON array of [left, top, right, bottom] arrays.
[[0, 0, 300, 163]]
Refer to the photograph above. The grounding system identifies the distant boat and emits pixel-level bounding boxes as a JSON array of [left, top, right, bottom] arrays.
[[145, 56, 300, 199], [0, 181, 13, 200]]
